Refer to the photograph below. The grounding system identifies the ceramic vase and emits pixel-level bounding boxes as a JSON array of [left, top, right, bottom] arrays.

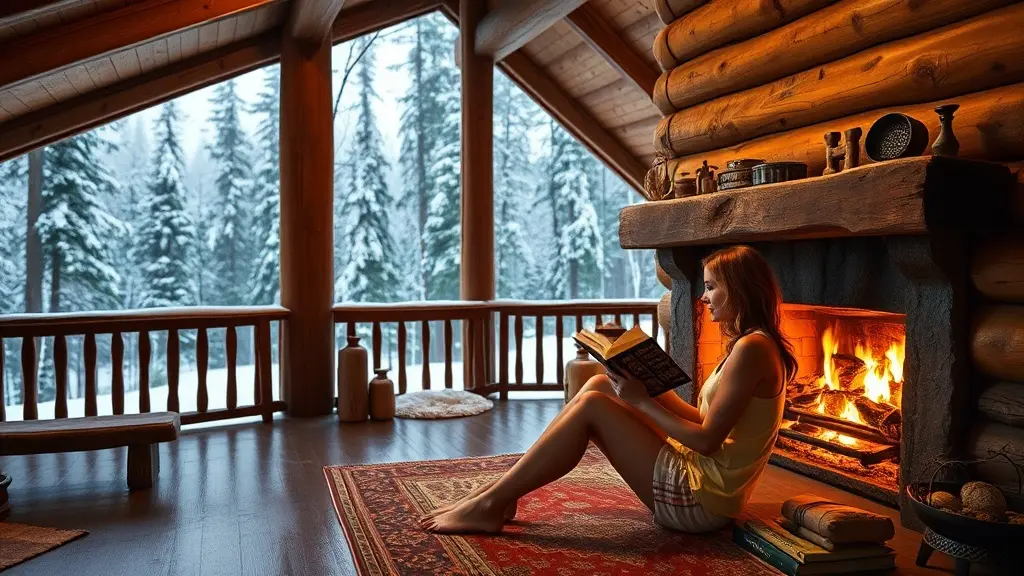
[[564, 346, 605, 404], [369, 368, 396, 421], [932, 104, 960, 157], [337, 336, 369, 422]]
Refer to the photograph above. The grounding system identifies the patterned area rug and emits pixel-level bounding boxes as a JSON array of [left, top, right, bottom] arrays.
[[0, 523, 87, 571], [325, 447, 776, 575], [395, 389, 493, 419]]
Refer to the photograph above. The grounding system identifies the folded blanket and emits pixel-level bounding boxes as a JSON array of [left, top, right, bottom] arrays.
[[781, 494, 895, 544]]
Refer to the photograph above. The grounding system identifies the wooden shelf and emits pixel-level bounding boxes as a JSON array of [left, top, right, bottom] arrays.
[[618, 156, 1013, 249]]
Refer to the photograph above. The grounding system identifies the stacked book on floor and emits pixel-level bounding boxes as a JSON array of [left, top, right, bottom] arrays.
[[733, 494, 897, 574]]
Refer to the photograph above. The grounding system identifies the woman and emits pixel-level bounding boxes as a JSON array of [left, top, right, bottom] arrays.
[[421, 245, 797, 534]]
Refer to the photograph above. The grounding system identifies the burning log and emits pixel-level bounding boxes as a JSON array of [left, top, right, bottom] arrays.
[[820, 389, 861, 415], [788, 374, 824, 407], [832, 353, 866, 391], [785, 407, 896, 447], [853, 397, 902, 443], [779, 421, 900, 466]]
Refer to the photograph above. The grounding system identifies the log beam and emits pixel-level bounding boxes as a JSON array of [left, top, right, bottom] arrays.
[[978, 382, 1024, 428], [288, 0, 345, 48], [565, 2, 657, 98], [280, 30, 335, 417], [972, 236, 1024, 304], [663, 82, 1024, 180], [0, 0, 277, 92], [460, 0, 494, 302], [655, 2, 1024, 158], [619, 157, 1012, 249], [972, 305, 1024, 384], [653, 0, 833, 71], [653, 0, 706, 25], [967, 419, 1024, 491], [475, 0, 588, 62], [655, 0, 1016, 115], [0, 0, 83, 24]]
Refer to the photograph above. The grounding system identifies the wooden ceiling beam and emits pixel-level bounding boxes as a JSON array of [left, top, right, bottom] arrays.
[[0, 0, 83, 23], [565, 3, 657, 99], [476, 0, 588, 62], [287, 0, 345, 48], [0, 0, 277, 92], [0, 0, 448, 162]]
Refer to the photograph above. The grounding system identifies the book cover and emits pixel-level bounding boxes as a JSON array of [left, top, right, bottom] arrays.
[[741, 518, 894, 563], [572, 325, 690, 397], [733, 524, 896, 575]]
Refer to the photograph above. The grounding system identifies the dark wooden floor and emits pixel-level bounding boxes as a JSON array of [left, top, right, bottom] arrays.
[[2, 399, 961, 575]]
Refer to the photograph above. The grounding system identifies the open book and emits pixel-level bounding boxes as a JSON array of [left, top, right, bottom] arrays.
[[572, 324, 690, 398]]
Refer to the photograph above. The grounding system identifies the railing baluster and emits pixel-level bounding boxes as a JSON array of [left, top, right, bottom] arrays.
[[85, 333, 97, 417], [535, 316, 544, 385], [651, 312, 659, 343], [139, 330, 150, 413], [226, 326, 237, 410], [54, 335, 68, 418], [397, 321, 407, 394], [615, 313, 622, 326], [575, 314, 582, 333], [258, 320, 273, 423], [372, 321, 382, 370], [167, 329, 179, 413], [112, 332, 124, 415], [444, 319, 453, 389], [0, 338, 5, 422], [21, 336, 37, 420], [555, 315, 564, 390], [347, 321, 356, 339], [498, 312, 508, 396], [514, 314, 523, 386], [253, 325, 262, 406], [473, 316, 487, 391], [421, 320, 431, 390], [633, 313, 640, 328], [197, 328, 208, 413]]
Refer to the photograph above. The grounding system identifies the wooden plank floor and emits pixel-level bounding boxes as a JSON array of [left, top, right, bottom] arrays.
[[1, 399, 964, 575]]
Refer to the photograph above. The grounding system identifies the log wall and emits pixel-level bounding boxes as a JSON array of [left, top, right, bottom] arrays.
[[650, 0, 1024, 494]]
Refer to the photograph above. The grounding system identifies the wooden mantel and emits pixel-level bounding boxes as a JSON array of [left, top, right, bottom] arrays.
[[619, 157, 1014, 250]]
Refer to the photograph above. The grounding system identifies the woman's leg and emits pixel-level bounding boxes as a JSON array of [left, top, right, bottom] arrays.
[[421, 374, 654, 520], [421, 390, 666, 533]]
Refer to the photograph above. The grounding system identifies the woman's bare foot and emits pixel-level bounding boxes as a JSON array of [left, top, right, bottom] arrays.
[[419, 480, 518, 522], [420, 495, 507, 534]]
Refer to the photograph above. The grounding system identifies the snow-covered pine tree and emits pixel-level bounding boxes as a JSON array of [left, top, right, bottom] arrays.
[[110, 117, 151, 309], [0, 157, 26, 405], [249, 66, 281, 305], [545, 125, 604, 300], [138, 101, 197, 309], [337, 42, 401, 305], [207, 79, 254, 307], [36, 131, 124, 313], [493, 73, 536, 299]]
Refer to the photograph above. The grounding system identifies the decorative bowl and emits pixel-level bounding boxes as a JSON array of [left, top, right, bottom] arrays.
[[865, 113, 929, 161], [906, 481, 1024, 550]]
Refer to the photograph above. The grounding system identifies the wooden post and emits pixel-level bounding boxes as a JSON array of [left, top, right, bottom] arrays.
[[460, 0, 494, 392], [280, 32, 335, 417]]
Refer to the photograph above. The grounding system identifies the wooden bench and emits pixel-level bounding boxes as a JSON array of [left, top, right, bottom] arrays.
[[0, 413, 180, 490]]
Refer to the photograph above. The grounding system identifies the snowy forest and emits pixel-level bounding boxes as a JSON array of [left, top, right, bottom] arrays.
[[0, 13, 661, 413]]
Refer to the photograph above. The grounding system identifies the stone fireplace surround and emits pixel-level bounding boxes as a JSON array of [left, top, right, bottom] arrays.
[[620, 157, 1016, 528]]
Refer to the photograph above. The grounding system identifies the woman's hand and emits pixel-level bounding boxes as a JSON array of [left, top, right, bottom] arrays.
[[607, 369, 650, 407]]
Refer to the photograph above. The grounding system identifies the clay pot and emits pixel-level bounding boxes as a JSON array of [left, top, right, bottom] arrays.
[[564, 346, 606, 404], [369, 368, 396, 421], [337, 336, 369, 422]]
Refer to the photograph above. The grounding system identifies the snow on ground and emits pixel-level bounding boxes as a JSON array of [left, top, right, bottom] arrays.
[[3, 333, 667, 423]]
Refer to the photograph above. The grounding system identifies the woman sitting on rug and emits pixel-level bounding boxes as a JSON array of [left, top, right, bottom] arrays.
[[421, 245, 797, 534]]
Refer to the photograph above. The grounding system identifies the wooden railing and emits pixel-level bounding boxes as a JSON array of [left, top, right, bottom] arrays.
[[332, 299, 661, 400], [0, 306, 289, 425]]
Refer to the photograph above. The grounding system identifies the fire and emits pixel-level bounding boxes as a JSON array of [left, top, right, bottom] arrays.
[[813, 321, 904, 426]]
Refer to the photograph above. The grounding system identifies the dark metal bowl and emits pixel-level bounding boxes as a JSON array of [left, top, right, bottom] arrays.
[[906, 481, 1024, 550], [865, 113, 929, 161]]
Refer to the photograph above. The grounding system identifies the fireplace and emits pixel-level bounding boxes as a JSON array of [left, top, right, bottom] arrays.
[[697, 302, 906, 504], [620, 157, 1018, 528]]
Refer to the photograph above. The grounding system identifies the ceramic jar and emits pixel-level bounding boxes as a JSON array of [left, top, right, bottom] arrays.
[[564, 346, 606, 404], [369, 368, 396, 421], [337, 336, 369, 422]]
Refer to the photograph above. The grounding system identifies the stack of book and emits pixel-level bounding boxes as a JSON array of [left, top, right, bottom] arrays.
[[733, 494, 897, 575]]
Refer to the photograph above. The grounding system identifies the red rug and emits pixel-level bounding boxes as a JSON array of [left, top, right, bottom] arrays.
[[325, 447, 777, 575]]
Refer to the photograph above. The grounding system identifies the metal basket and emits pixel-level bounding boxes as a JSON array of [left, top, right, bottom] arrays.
[[865, 113, 929, 161]]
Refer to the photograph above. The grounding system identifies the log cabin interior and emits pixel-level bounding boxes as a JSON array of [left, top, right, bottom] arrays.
[[1, 0, 1024, 574]]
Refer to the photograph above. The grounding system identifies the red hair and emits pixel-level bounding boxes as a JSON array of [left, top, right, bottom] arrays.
[[701, 245, 798, 382]]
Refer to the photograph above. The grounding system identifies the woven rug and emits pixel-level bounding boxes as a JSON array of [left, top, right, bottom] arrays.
[[325, 447, 776, 575], [0, 523, 87, 571], [395, 389, 493, 419]]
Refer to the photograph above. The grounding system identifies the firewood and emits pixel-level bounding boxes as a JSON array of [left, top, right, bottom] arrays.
[[972, 236, 1024, 304], [654, 0, 1015, 114], [853, 396, 901, 443], [662, 82, 1024, 179], [789, 391, 823, 407], [654, 3, 1024, 158], [653, 0, 833, 71], [832, 353, 866, 390], [972, 305, 1024, 384], [653, 0, 707, 26]]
